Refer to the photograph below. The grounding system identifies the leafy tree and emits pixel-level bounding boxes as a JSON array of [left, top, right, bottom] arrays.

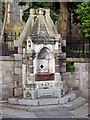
[[19, 2, 59, 23], [75, 2, 90, 38]]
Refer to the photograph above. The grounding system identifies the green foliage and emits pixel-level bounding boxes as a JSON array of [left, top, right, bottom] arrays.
[[22, 8, 30, 23], [19, 2, 59, 23], [75, 2, 90, 38], [66, 61, 75, 73], [18, 2, 26, 6]]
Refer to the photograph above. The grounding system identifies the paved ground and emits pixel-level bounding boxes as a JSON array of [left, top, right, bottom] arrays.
[[71, 103, 88, 118], [0, 103, 88, 118]]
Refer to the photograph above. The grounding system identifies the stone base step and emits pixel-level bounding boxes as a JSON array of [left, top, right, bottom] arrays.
[[8, 92, 76, 106], [65, 97, 86, 110], [5, 97, 86, 111]]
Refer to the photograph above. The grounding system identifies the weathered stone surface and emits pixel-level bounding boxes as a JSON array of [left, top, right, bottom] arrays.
[[0, 56, 14, 61], [3, 75, 14, 83], [2, 67, 14, 75], [14, 54, 22, 61], [8, 98, 18, 104], [23, 90, 38, 99], [3, 61, 14, 68], [60, 66, 66, 73], [14, 75, 19, 81], [62, 63, 66, 67], [0, 78, 2, 84], [60, 53, 66, 60], [66, 97, 86, 110], [15, 61, 22, 68], [37, 88, 53, 98], [39, 98, 58, 105], [13, 81, 19, 88], [80, 89, 88, 98], [15, 68, 22, 75], [14, 87, 23, 97], [61, 40, 66, 47], [65, 63, 88, 98], [59, 93, 76, 104], [18, 99, 38, 106], [55, 73, 61, 82], [0, 84, 13, 99], [0, 71, 2, 79]]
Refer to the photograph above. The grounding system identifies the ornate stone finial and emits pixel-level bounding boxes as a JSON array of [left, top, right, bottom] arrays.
[[35, 8, 47, 15], [30, 9, 35, 15]]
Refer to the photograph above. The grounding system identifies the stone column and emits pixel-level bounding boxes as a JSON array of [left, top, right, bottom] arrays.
[[54, 55, 63, 98], [55, 56, 60, 73], [79, 63, 83, 91], [26, 56, 35, 86], [28, 58, 33, 73], [14, 54, 23, 97]]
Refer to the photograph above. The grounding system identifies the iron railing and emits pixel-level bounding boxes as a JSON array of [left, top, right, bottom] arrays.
[[66, 35, 90, 58], [1, 32, 90, 58]]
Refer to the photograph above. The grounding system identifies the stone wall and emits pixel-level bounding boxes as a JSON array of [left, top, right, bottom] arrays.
[[63, 63, 88, 98], [0, 56, 88, 99], [0, 56, 22, 100]]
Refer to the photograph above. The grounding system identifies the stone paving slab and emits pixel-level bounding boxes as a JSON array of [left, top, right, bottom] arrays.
[[0, 107, 74, 118], [1, 108, 37, 118], [71, 103, 88, 118], [35, 111, 74, 118]]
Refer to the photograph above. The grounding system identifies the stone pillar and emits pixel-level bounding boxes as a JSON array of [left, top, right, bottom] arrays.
[[14, 54, 23, 97], [28, 58, 33, 73], [54, 55, 63, 98], [55, 56, 60, 73], [79, 63, 83, 91]]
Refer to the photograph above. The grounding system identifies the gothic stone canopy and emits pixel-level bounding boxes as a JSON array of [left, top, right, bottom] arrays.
[[16, 8, 66, 99]]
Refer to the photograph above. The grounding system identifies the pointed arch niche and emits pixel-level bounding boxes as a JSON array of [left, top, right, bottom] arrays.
[[34, 47, 55, 81]]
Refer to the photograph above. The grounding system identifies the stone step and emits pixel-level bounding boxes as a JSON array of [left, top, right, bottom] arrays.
[[8, 92, 76, 106], [64, 97, 86, 110], [5, 97, 86, 111]]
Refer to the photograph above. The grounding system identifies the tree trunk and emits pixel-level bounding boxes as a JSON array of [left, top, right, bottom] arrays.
[[0, 1, 8, 43], [57, 2, 69, 40]]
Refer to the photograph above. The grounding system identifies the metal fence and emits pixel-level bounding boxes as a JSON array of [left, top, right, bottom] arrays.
[[66, 34, 90, 58], [1, 32, 90, 58], [1, 32, 20, 56]]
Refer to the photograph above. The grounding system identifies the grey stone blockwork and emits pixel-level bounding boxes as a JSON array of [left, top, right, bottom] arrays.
[[0, 57, 22, 100], [63, 63, 88, 98]]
